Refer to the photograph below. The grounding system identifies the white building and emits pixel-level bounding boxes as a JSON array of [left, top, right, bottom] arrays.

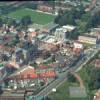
[[62, 25, 76, 32], [73, 41, 83, 49], [54, 28, 66, 42], [78, 35, 97, 44], [54, 25, 76, 42]]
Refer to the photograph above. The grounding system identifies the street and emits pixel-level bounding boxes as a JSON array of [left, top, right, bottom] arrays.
[[34, 46, 100, 100]]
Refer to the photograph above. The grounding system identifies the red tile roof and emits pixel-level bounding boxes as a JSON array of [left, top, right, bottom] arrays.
[[39, 65, 50, 69], [8, 66, 38, 80], [40, 71, 56, 78], [31, 32, 37, 37], [8, 66, 56, 80]]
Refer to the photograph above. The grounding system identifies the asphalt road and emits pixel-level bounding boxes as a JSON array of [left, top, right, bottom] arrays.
[[34, 46, 100, 100]]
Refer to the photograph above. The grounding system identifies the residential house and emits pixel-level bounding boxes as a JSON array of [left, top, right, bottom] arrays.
[[6, 65, 56, 89], [36, 65, 56, 78], [37, 5, 53, 12], [7, 66, 38, 89]]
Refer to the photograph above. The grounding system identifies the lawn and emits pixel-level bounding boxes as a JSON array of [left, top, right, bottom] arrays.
[[49, 65, 95, 100], [8, 8, 55, 25], [49, 81, 90, 100]]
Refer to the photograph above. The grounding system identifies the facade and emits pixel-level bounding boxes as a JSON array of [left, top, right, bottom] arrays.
[[73, 41, 84, 49], [78, 35, 98, 44], [38, 35, 61, 51], [62, 25, 76, 32], [54, 28, 66, 42], [54, 25, 76, 42], [7, 66, 56, 87]]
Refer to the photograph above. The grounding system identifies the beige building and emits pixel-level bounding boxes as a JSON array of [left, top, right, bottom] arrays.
[[78, 35, 97, 44]]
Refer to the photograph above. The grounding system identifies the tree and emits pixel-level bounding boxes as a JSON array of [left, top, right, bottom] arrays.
[[3, 17, 9, 25], [20, 15, 32, 30], [0, 86, 3, 94], [58, 8, 63, 16], [56, 12, 76, 26], [7, 19, 17, 27], [89, 68, 100, 90], [54, 9, 76, 26], [86, 10, 100, 29], [68, 31, 80, 40], [67, 72, 76, 82], [25, 3, 37, 10], [0, 17, 3, 27], [66, 13, 76, 25], [81, 12, 91, 22], [54, 15, 61, 24]]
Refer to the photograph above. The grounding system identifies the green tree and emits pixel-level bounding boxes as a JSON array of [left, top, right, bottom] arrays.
[[7, 19, 17, 27], [81, 12, 91, 22], [89, 68, 100, 90], [3, 17, 9, 25], [68, 31, 80, 40], [86, 10, 100, 29], [20, 15, 32, 30], [57, 13, 76, 26], [0, 17, 3, 27], [25, 2, 37, 10], [54, 15, 61, 24], [67, 72, 76, 82], [58, 8, 64, 16]]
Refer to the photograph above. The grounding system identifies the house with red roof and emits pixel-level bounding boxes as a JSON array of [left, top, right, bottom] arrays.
[[6, 65, 57, 89], [7, 66, 38, 80], [36, 65, 56, 78]]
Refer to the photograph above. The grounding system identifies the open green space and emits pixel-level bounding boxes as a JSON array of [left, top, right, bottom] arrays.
[[49, 81, 89, 100], [8, 8, 55, 25], [49, 63, 97, 100]]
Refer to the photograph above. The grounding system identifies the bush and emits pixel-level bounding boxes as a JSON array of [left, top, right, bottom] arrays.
[[67, 72, 76, 82]]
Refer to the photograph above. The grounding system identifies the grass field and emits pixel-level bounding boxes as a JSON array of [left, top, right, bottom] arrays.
[[49, 81, 90, 100], [8, 8, 55, 25], [49, 65, 95, 100]]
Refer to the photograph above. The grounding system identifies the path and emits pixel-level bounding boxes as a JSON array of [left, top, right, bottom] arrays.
[[71, 72, 84, 88]]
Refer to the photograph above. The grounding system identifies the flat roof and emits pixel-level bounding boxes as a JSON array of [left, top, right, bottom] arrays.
[[37, 33, 47, 40], [62, 25, 76, 30], [44, 36, 55, 43]]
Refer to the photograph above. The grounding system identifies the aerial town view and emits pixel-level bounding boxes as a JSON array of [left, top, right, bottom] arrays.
[[0, 0, 100, 100]]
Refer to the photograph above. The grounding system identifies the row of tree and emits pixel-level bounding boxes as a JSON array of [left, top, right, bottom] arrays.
[[54, 5, 100, 39], [86, 10, 100, 29], [54, 4, 85, 26], [0, 15, 33, 31]]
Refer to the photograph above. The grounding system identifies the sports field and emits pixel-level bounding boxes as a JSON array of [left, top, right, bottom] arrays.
[[8, 8, 55, 25]]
